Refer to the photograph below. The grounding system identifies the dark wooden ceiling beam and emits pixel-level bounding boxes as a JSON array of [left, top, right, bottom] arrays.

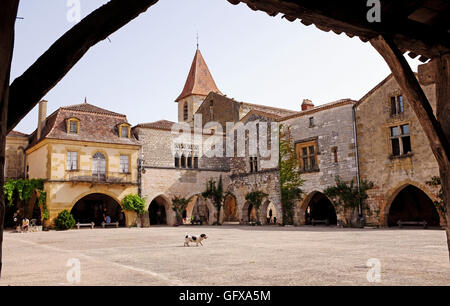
[[226, 0, 450, 58]]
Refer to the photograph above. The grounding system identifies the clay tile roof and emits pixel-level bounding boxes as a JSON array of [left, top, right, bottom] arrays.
[[27, 102, 139, 148], [175, 49, 222, 102], [279, 98, 357, 121], [7, 130, 28, 138], [61, 103, 126, 117], [133, 120, 175, 131], [239, 101, 299, 117]]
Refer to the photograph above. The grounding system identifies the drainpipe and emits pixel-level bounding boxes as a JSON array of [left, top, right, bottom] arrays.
[[137, 150, 143, 197], [352, 105, 362, 219]]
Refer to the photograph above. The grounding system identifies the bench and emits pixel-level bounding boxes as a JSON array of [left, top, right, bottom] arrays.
[[312, 219, 329, 226], [101, 221, 119, 228], [76, 222, 95, 229], [397, 220, 427, 228]]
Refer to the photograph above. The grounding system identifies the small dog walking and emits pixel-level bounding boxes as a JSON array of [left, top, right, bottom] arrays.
[[184, 234, 208, 247]]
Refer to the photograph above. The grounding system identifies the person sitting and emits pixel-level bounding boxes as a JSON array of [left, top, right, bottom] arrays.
[[105, 215, 111, 224], [21, 218, 30, 232]]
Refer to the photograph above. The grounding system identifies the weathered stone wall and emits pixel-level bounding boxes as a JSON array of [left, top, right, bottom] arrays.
[[281, 102, 358, 225], [5, 135, 28, 179], [136, 116, 282, 226], [355, 75, 442, 226]]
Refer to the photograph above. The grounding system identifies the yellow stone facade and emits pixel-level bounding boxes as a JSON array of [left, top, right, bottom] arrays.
[[25, 139, 140, 227]]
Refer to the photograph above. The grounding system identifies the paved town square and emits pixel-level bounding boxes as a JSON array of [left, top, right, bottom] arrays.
[[1, 226, 449, 286]]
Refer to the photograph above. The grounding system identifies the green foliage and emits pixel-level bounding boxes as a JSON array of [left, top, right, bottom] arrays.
[[172, 196, 190, 224], [4, 178, 44, 207], [54, 210, 76, 230], [245, 190, 268, 223], [324, 176, 374, 216], [202, 176, 225, 225], [122, 194, 146, 215], [245, 191, 268, 211], [3, 178, 49, 221], [426, 176, 446, 218], [279, 124, 304, 224]]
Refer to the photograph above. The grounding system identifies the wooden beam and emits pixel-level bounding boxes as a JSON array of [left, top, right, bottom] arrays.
[[0, 0, 20, 280], [7, 0, 159, 133], [227, 0, 450, 58], [370, 35, 449, 167]]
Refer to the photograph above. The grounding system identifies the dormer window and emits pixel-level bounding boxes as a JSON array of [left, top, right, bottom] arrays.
[[66, 118, 80, 134], [117, 123, 131, 138]]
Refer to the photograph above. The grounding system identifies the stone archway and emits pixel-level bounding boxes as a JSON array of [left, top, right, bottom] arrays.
[[386, 184, 441, 227], [223, 194, 239, 223], [148, 195, 170, 225], [191, 196, 211, 225], [71, 193, 125, 226], [302, 192, 337, 226], [241, 201, 257, 224], [262, 201, 278, 224]]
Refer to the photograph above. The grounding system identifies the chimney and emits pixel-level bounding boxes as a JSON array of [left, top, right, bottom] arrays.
[[301, 99, 314, 111], [37, 100, 47, 139]]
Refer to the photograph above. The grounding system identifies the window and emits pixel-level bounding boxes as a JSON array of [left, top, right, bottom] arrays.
[[296, 140, 319, 172], [309, 117, 315, 127], [93, 152, 106, 178], [67, 118, 80, 134], [69, 121, 78, 133], [390, 124, 411, 156], [121, 126, 129, 138], [331, 146, 338, 163], [120, 155, 129, 173], [187, 153, 193, 169], [391, 95, 404, 116], [118, 123, 131, 138], [194, 155, 199, 169], [174, 153, 180, 168], [67, 151, 78, 170], [249, 156, 258, 173], [183, 103, 189, 121], [180, 154, 186, 168]]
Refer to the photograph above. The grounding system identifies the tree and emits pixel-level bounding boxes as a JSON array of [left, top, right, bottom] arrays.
[[278, 124, 304, 225], [426, 176, 447, 225], [0, 0, 159, 277], [324, 176, 374, 227], [245, 190, 268, 225], [201, 176, 225, 225], [172, 196, 190, 225]]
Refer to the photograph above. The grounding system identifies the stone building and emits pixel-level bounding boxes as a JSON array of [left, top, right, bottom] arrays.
[[24, 100, 140, 227], [6, 47, 443, 230], [5, 130, 28, 179], [355, 74, 444, 227], [133, 48, 288, 226], [280, 98, 359, 226]]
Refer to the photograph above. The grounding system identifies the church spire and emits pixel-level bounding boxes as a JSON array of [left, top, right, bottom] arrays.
[[175, 49, 221, 102]]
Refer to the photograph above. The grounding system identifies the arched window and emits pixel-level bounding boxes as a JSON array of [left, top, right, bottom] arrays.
[[187, 153, 193, 168], [174, 153, 180, 168], [194, 154, 199, 169], [180, 154, 186, 168], [183, 103, 189, 121], [93, 152, 106, 179]]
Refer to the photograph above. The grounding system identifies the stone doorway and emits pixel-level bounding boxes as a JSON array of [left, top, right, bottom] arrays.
[[149, 196, 168, 225], [387, 185, 440, 227], [304, 192, 337, 225], [223, 194, 238, 223]]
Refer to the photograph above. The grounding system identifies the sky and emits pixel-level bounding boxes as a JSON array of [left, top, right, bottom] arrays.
[[11, 0, 423, 134]]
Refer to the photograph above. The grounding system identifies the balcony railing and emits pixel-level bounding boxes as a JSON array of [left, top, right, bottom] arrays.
[[64, 170, 135, 184]]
